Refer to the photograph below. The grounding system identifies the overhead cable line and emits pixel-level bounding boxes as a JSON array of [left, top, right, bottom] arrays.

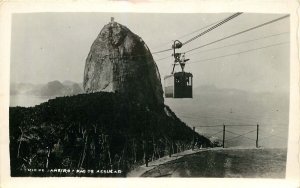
[[155, 55, 172, 62], [152, 12, 243, 55], [185, 14, 290, 53], [152, 48, 173, 54], [188, 32, 289, 56], [182, 12, 243, 46], [155, 31, 289, 62], [151, 15, 232, 51], [92, 38, 287, 62], [187, 41, 289, 65], [178, 18, 227, 40]]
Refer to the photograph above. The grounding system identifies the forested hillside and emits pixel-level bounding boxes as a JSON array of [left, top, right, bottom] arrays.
[[10, 92, 211, 177]]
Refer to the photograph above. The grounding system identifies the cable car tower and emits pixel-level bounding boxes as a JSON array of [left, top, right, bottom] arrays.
[[164, 40, 193, 98]]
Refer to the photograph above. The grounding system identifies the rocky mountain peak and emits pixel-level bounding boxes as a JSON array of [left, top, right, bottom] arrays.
[[83, 19, 164, 106]]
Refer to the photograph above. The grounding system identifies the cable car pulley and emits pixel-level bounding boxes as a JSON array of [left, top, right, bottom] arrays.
[[164, 40, 193, 98]]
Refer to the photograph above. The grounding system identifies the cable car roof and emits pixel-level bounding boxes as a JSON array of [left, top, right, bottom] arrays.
[[173, 72, 193, 77]]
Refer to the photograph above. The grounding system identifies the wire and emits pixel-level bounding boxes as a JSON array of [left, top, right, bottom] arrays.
[[151, 14, 235, 51], [154, 16, 288, 61], [207, 130, 224, 137], [197, 125, 223, 127], [177, 112, 261, 125], [95, 39, 287, 63], [179, 17, 232, 40], [152, 48, 173, 54], [225, 130, 256, 141], [188, 32, 289, 57], [225, 129, 257, 141], [223, 125, 257, 127], [182, 12, 243, 46], [155, 55, 172, 62], [152, 12, 243, 54], [188, 41, 289, 65], [185, 14, 289, 53], [198, 127, 224, 132]]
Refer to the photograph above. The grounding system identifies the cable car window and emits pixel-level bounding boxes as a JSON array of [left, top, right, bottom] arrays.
[[186, 77, 189, 86], [187, 76, 191, 86]]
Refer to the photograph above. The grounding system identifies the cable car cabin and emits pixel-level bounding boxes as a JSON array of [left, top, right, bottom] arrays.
[[164, 72, 193, 98]]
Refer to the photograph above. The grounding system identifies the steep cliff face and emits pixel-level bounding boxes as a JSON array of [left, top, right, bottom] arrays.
[[83, 20, 164, 106]]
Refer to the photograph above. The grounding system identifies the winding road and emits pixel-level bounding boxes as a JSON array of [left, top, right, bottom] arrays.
[[128, 147, 287, 178]]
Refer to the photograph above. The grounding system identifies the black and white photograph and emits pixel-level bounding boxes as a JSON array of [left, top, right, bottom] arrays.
[[0, 0, 299, 187]]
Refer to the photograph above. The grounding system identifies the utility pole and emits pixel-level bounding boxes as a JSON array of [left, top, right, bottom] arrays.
[[222, 124, 226, 148], [256, 124, 259, 148], [192, 127, 195, 150]]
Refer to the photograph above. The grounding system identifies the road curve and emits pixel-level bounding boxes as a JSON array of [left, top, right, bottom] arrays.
[[137, 148, 286, 178]]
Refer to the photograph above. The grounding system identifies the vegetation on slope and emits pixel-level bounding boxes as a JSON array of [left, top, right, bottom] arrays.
[[10, 92, 211, 177]]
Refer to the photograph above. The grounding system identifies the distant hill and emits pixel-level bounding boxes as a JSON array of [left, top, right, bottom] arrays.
[[10, 80, 84, 97], [9, 92, 212, 177], [40, 80, 83, 97], [40, 80, 65, 96]]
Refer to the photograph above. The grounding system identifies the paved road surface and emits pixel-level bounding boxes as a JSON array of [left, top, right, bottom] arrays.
[[141, 148, 287, 178]]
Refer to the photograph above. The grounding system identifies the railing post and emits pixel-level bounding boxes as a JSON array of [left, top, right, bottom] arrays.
[[256, 124, 259, 148], [222, 124, 225, 148], [192, 127, 195, 150]]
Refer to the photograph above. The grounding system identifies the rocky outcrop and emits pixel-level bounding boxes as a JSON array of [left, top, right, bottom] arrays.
[[83, 20, 164, 106]]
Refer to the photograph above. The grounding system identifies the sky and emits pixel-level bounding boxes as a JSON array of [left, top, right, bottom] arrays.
[[10, 12, 290, 93]]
